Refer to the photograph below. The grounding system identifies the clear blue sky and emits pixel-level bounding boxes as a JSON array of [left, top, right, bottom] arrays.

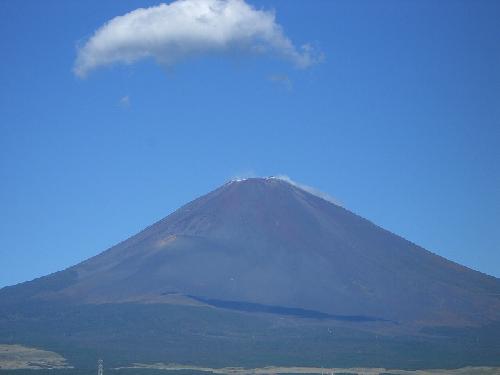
[[1, 0, 499, 288]]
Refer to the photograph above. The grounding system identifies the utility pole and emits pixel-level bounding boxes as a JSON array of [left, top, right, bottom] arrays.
[[97, 359, 103, 375]]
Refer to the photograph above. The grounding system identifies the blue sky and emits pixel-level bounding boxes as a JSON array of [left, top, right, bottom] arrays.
[[1, 0, 499, 287]]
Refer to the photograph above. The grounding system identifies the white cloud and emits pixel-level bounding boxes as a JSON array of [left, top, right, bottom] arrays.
[[269, 74, 292, 90], [74, 0, 321, 77], [270, 175, 342, 206], [119, 95, 130, 107], [227, 174, 342, 206]]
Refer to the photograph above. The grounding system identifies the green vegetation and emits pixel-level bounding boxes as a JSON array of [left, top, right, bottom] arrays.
[[1, 302, 499, 370]]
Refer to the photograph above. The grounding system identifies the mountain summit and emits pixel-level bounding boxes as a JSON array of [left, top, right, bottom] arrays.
[[2, 177, 499, 327]]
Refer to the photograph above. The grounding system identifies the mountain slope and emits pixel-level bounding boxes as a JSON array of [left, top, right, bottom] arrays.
[[2, 177, 499, 327]]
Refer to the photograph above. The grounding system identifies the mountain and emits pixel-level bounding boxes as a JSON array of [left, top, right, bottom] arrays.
[[1, 177, 499, 369], [2, 177, 499, 324]]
